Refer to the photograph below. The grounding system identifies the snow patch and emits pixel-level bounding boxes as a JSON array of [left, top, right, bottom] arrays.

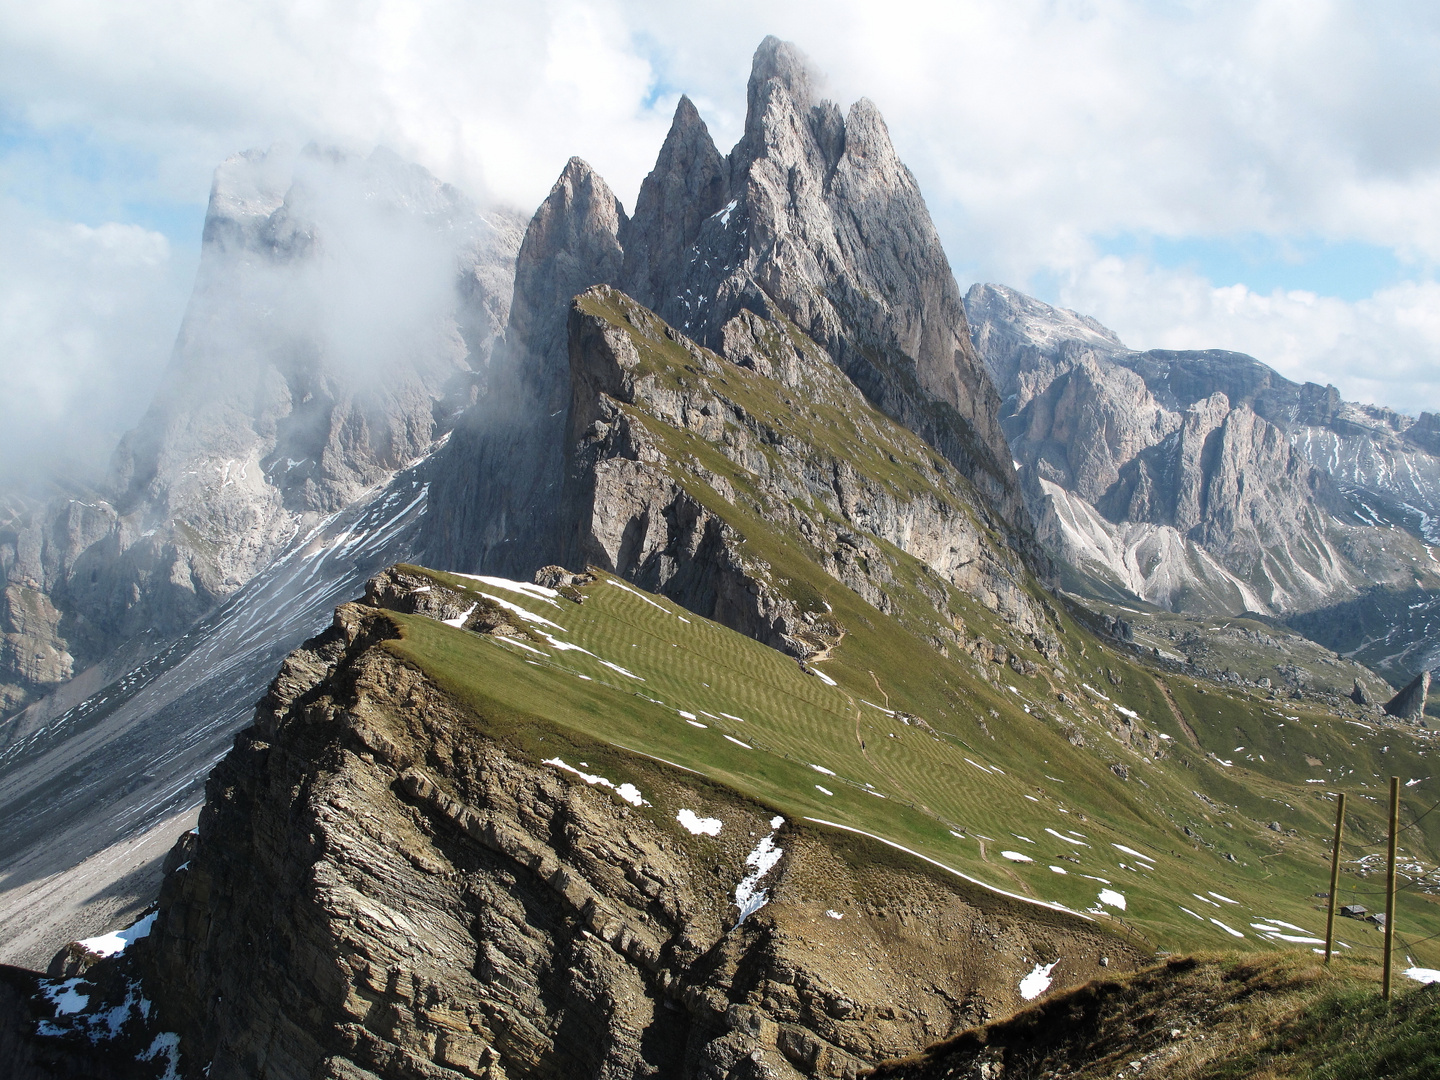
[[44, 979, 89, 1015], [1097, 889, 1126, 910], [139, 1031, 182, 1080], [543, 758, 647, 805], [734, 819, 785, 922], [1020, 960, 1059, 1001], [1210, 918, 1245, 938], [677, 809, 723, 836], [1112, 844, 1155, 863], [478, 591, 564, 630], [454, 574, 561, 605], [1405, 967, 1440, 984], [1001, 850, 1033, 863], [79, 912, 157, 958], [442, 603, 477, 628], [825, 909, 843, 920], [606, 578, 674, 614]]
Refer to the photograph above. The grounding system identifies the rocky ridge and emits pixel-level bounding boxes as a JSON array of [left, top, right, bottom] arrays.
[[2, 581, 1126, 1079]]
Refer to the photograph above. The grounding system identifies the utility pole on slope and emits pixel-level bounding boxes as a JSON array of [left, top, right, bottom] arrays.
[[1325, 792, 1346, 964], [1384, 775, 1399, 1001]]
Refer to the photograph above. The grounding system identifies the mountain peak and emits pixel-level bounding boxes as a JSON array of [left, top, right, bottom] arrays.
[[748, 35, 821, 115], [622, 95, 728, 314]]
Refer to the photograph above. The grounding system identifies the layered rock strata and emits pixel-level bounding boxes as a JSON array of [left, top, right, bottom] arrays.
[[112, 592, 1125, 1079]]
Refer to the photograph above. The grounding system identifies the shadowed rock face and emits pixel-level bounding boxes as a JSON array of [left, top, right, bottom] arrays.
[[1385, 670, 1432, 721], [421, 159, 627, 577]]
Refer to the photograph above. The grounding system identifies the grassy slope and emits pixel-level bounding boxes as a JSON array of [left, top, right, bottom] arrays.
[[385, 563, 1440, 970], [384, 290, 1440, 975]]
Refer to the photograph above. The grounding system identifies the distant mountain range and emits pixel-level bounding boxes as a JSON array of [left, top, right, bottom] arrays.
[[966, 282, 1440, 685]]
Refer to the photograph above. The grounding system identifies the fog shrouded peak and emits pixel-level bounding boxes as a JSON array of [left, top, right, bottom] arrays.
[[0, 142, 524, 720], [112, 143, 523, 517]]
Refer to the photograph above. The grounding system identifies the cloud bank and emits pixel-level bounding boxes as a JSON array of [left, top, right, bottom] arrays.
[[2, 0, 1439, 485]]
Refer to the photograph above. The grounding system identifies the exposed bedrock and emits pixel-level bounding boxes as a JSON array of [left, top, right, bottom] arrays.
[[119, 598, 1129, 1079]]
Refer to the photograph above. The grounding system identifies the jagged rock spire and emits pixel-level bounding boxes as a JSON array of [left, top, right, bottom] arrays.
[[422, 157, 624, 575], [509, 157, 627, 408], [622, 97, 728, 317], [622, 37, 1029, 537]]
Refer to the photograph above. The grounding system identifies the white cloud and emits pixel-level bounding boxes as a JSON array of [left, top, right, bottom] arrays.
[[1057, 256, 1440, 414], [0, 204, 192, 486]]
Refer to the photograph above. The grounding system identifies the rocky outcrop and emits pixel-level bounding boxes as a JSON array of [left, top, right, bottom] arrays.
[[28, 587, 1115, 1080], [1384, 670, 1431, 721]]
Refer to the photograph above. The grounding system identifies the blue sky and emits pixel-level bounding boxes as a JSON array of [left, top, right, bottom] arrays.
[[1091, 235, 1409, 305], [2, 0, 1439, 484]]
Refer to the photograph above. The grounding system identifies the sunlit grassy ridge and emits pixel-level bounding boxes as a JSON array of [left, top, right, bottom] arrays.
[[384, 563, 1440, 967]]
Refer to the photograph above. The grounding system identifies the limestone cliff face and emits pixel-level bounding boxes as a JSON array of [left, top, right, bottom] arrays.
[[110, 591, 1122, 1079], [620, 39, 1026, 540], [0, 147, 524, 720], [560, 286, 1050, 653], [965, 283, 1440, 620]]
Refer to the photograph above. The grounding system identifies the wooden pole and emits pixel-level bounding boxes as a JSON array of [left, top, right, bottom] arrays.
[[1325, 792, 1346, 963], [1383, 775, 1399, 1001]]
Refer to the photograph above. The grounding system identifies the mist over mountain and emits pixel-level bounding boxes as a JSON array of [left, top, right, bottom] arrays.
[[0, 144, 524, 718]]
